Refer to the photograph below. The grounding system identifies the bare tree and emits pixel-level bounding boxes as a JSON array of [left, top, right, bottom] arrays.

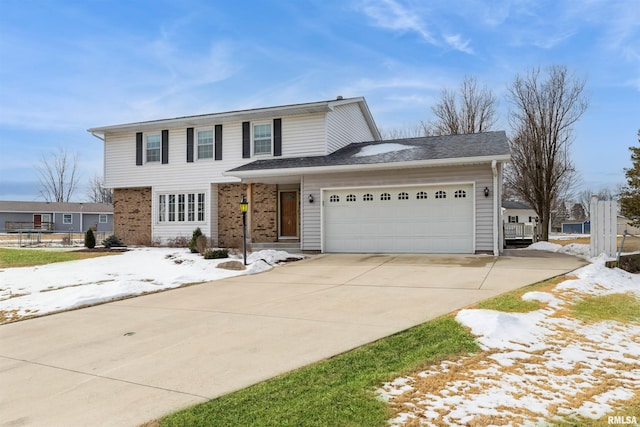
[[380, 122, 433, 140], [431, 75, 498, 135], [505, 65, 588, 241], [576, 187, 616, 215], [36, 147, 79, 203], [87, 174, 113, 204]]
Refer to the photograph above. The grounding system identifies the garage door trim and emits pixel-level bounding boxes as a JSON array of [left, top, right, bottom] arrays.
[[320, 181, 476, 253]]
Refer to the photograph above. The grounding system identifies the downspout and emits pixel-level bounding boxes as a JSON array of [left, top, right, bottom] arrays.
[[491, 160, 499, 256]]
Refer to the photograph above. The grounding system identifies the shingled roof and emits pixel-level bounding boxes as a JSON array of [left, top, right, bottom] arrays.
[[0, 201, 113, 213], [227, 131, 509, 177]]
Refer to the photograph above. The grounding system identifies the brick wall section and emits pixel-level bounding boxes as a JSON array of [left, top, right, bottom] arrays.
[[217, 183, 279, 247], [251, 184, 278, 243], [113, 187, 152, 245], [217, 183, 248, 248]]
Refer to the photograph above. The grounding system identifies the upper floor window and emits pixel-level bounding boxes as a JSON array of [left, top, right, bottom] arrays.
[[197, 129, 213, 159], [253, 123, 272, 155], [146, 134, 161, 162]]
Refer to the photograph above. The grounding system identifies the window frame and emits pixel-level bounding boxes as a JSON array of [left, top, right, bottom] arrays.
[[99, 214, 108, 224], [157, 192, 206, 224], [252, 122, 272, 156], [145, 133, 161, 163], [62, 213, 73, 225], [196, 128, 214, 160]]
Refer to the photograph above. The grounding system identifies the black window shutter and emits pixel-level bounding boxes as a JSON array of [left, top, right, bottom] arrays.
[[273, 118, 282, 157], [215, 124, 223, 160], [161, 130, 169, 164], [242, 121, 250, 158], [186, 128, 194, 163], [136, 132, 143, 165]]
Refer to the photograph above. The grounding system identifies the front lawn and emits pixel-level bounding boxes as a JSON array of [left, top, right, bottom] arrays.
[[0, 248, 117, 268], [159, 316, 478, 427]]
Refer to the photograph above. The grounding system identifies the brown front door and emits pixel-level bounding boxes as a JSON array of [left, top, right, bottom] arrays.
[[33, 214, 42, 229], [280, 191, 298, 237]]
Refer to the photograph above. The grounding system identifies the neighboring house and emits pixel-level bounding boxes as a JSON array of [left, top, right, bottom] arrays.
[[561, 220, 591, 234], [88, 97, 510, 255], [502, 200, 538, 224], [0, 201, 113, 233]]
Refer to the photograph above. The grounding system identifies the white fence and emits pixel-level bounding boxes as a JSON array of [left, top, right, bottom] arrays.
[[590, 196, 617, 258]]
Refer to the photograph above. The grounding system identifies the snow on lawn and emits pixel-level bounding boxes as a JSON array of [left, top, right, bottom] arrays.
[[379, 254, 640, 426], [0, 248, 301, 322]]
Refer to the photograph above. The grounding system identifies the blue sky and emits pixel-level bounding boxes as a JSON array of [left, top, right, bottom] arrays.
[[0, 0, 638, 201]]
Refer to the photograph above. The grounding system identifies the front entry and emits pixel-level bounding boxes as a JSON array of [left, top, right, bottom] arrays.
[[279, 191, 298, 238]]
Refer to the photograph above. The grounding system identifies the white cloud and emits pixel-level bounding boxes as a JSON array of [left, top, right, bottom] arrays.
[[443, 34, 474, 54]]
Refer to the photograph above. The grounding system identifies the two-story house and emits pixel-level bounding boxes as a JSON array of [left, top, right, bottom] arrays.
[[88, 96, 510, 255]]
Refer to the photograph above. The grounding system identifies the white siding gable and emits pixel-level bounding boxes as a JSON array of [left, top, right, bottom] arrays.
[[326, 102, 377, 153]]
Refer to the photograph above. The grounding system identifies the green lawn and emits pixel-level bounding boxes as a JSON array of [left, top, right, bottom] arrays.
[[0, 248, 117, 268], [160, 316, 478, 427]]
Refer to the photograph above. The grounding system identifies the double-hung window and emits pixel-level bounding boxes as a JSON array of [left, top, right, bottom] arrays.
[[146, 134, 161, 162], [63, 214, 73, 224], [197, 129, 213, 160], [253, 123, 272, 155]]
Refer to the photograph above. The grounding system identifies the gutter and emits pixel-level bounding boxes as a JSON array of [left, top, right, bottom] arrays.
[[492, 159, 499, 256], [90, 132, 105, 142]]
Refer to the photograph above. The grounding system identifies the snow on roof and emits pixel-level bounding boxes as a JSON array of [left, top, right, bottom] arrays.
[[353, 143, 415, 158]]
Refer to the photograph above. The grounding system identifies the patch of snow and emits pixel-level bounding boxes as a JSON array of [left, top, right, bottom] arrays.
[[381, 256, 640, 425], [353, 143, 414, 157], [527, 241, 562, 252], [0, 248, 303, 321]]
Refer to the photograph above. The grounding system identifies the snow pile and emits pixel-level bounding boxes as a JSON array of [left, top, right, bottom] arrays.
[[527, 241, 591, 258], [0, 248, 302, 322], [379, 258, 640, 426], [353, 143, 414, 157]]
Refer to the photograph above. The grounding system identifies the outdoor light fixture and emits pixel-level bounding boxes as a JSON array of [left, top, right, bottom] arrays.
[[484, 187, 490, 197], [240, 195, 248, 265], [308, 194, 314, 203]]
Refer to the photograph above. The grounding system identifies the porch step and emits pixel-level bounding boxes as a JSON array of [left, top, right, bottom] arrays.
[[250, 241, 302, 254]]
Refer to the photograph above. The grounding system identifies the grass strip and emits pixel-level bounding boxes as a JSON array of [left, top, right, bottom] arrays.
[[0, 248, 117, 268], [160, 316, 478, 427], [573, 292, 640, 322]]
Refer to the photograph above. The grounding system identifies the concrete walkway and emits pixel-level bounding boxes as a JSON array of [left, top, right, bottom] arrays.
[[0, 253, 586, 427]]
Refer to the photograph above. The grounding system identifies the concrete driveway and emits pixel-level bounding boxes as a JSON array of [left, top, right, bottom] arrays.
[[0, 252, 586, 427]]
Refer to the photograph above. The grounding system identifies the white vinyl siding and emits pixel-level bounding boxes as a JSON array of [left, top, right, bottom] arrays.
[[326, 102, 377, 153], [302, 164, 494, 252], [280, 113, 326, 157]]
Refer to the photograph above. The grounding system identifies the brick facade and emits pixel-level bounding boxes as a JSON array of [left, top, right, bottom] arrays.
[[113, 187, 152, 246], [217, 183, 280, 248], [217, 183, 248, 248], [251, 183, 278, 243]]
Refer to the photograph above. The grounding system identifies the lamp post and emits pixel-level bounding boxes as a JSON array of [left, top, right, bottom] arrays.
[[240, 195, 248, 265]]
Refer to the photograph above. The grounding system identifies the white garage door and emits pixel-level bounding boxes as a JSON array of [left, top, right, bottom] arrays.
[[323, 184, 474, 253]]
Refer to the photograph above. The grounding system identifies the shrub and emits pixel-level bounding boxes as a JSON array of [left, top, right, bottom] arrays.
[[203, 249, 229, 259], [84, 228, 96, 249], [102, 234, 124, 248], [189, 228, 203, 253], [167, 235, 189, 248], [196, 235, 208, 255]]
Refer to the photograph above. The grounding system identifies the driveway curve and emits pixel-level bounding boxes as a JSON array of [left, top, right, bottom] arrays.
[[0, 252, 586, 427]]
